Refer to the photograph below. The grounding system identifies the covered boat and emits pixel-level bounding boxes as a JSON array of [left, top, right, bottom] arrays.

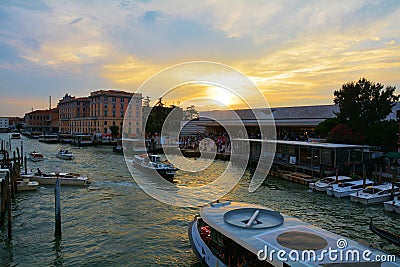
[[189, 201, 400, 266]]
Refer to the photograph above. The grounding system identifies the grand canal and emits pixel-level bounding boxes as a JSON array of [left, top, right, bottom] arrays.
[[0, 133, 399, 266]]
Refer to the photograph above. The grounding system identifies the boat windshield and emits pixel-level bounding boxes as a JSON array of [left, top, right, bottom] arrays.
[[363, 188, 380, 194]]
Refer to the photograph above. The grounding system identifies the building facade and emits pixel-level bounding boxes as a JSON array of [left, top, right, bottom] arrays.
[[57, 90, 143, 138], [24, 108, 59, 133], [58, 94, 90, 133], [0, 117, 9, 132]]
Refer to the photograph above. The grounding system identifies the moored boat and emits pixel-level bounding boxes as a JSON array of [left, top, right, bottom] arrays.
[[189, 201, 400, 266], [56, 149, 74, 160], [350, 183, 399, 204], [309, 175, 353, 192], [17, 178, 39, 191], [132, 154, 178, 183], [326, 179, 374, 198], [38, 134, 59, 143], [21, 171, 90, 186], [384, 196, 400, 213], [71, 134, 93, 146], [29, 151, 44, 162]]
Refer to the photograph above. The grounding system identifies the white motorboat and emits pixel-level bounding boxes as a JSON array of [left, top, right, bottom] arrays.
[[17, 178, 39, 191], [21, 172, 91, 186], [132, 154, 178, 183], [326, 179, 374, 198], [384, 196, 400, 213], [56, 149, 73, 160], [189, 201, 400, 267], [29, 151, 44, 162], [309, 175, 353, 192], [350, 183, 399, 205]]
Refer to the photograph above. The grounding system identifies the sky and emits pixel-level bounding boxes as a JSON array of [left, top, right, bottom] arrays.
[[0, 0, 399, 117]]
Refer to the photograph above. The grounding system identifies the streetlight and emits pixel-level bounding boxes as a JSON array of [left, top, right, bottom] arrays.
[[55, 166, 60, 180]]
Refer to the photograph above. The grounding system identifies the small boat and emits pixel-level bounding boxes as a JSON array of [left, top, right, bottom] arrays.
[[189, 201, 400, 267], [29, 151, 44, 162], [56, 149, 73, 160], [370, 218, 400, 247], [350, 183, 399, 204], [21, 172, 91, 186], [384, 196, 400, 213], [38, 134, 59, 143], [17, 178, 39, 191], [132, 154, 178, 183], [326, 179, 374, 198], [309, 175, 353, 192], [10, 133, 21, 139]]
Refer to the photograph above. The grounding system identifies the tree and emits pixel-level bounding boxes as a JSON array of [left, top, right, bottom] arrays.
[[365, 120, 398, 151], [109, 125, 119, 140], [314, 118, 339, 137], [333, 78, 398, 132], [328, 124, 366, 144]]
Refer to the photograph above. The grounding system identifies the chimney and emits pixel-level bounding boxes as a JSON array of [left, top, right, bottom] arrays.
[[49, 96, 52, 110]]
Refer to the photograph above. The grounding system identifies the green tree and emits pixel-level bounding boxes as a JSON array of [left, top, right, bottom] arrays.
[[333, 78, 398, 132], [109, 125, 119, 140], [366, 120, 398, 151], [314, 118, 339, 137]]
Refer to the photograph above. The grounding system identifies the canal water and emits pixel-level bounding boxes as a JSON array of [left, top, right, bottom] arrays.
[[0, 133, 399, 266]]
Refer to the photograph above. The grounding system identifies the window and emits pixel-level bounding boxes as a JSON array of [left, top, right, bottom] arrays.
[[104, 96, 108, 102], [112, 103, 116, 109], [104, 121, 107, 125], [112, 97, 116, 102], [112, 110, 116, 117], [112, 121, 116, 126], [104, 110, 108, 116], [104, 127, 107, 134], [104, 104, 108, 109]]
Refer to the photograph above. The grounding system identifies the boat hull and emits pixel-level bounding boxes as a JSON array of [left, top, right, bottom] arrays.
[[17, 180, 39, 191], [133, 163, 175, 183], [22, 174, 90, 186], [384, 202, 400, 213], [350, 194, 394, 205], [188, 219, 226, 267], [56, 154, 73, 160]]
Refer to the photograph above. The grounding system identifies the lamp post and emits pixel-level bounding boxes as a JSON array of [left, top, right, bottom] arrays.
[[54, 166, 61, 238]]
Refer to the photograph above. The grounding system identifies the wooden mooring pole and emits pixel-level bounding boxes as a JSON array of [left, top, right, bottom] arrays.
[[0, 178, 5, 227], [54, 177, 62, 237]]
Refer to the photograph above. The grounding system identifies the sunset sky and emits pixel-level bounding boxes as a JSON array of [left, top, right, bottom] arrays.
[[0, 0, 399, 116]]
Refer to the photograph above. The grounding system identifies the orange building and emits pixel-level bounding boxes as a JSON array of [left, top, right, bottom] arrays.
[[58, 94, 90, 133], [24, 107, 59, 133], [57, 90, 142, 138]]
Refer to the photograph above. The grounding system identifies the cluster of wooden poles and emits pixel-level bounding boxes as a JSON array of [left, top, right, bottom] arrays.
[[0, 139, 24, 240], [0, 138, 62, 241]]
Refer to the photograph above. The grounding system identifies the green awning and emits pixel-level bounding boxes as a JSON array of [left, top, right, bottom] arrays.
[[384, 152, 400, 159]]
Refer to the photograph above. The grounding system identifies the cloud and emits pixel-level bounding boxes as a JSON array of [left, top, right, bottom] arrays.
[[0, 0, 399, 116]]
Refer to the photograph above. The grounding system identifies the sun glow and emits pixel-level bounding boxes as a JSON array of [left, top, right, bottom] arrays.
[[207, 86, 237, 107]]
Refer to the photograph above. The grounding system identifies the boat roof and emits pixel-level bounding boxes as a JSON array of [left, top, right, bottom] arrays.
[[200, 201, 400, 266]]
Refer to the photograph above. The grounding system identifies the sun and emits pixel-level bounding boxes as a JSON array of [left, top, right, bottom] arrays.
[[207, 86, 236, 107]]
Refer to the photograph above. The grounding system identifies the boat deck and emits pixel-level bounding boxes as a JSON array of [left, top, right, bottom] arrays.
[[200, 202, 400, 266]]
